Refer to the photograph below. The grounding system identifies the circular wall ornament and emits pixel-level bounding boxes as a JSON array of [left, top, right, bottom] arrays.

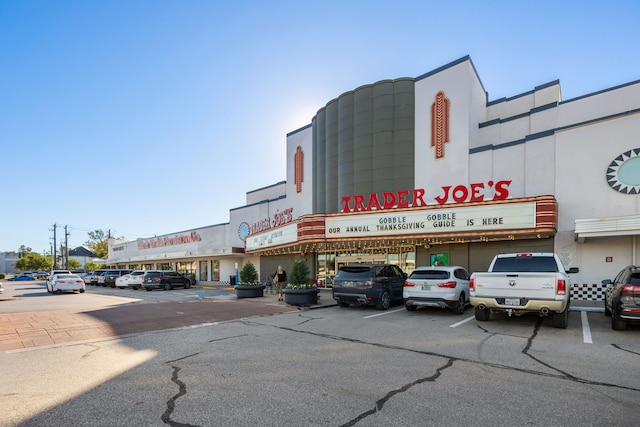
[[238, 222, 250, 241], [606, 148, 640, 194]]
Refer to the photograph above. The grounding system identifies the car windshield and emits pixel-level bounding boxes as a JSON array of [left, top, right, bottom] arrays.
[[410, 270, 449, 280]]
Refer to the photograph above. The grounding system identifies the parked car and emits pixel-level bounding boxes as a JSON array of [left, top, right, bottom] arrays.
[[403, 266, 470, 314], [88, 270, 107, 285], [47, 273, 86, 294], [603, 265, 640, 330], [102, 269, 133, 288], [7, 273, 36, 281], [47, 270, 72, 286], [126, 270, 147, 290], [115, 274, 132, 289], [142, 271, 192, 291], [332, 264, 407, 310]]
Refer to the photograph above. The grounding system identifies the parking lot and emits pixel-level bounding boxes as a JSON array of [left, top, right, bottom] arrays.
[[1, 279, 639, 426]]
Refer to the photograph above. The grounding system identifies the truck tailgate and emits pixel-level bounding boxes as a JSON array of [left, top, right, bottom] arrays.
[[473, 272, 561, 299]]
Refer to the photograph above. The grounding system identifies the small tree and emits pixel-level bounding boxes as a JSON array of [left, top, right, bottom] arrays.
[[239, 261, 259, 285], [288, 257, 314, 288]]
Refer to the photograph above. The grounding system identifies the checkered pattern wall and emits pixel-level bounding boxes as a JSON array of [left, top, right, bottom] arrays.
[[571, 283, 606, 301]]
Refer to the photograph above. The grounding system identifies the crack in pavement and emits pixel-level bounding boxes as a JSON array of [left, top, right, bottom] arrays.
[[272, 323, 640, 423], [612, 343, 640, 356], [163, 353, 200, 427], [340, 358, 455, 427], [80, 343, 101, 359]]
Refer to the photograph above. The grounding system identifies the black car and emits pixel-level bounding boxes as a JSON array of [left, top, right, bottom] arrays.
[[142, 271, 192, 291], [603, 265, 640, 330], [332, 264, 407, 310]]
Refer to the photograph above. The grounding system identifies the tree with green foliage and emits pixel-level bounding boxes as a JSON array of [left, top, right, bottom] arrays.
[[84, 261, 106, 272], [289, 257, 312, 287], [239, 261, 259, 285], [67, 258, 81, 270], [14, 253, 51, 271], [85, 230, 109, 258], [18, 245, 32, 258]]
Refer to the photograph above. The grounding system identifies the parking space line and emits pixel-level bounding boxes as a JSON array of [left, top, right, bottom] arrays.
[[364, 308, 405, 318], [450, 316, 475, 328], [581, 311, 593, 344]]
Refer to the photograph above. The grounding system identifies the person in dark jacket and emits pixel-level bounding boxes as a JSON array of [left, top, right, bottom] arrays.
[[273, 265, 287, 301]]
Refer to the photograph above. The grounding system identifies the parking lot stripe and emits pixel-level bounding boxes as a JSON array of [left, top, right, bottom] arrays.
[[363, 308, 405, 318], [449, 316, 475, 328], [581, 311, 593, 344]]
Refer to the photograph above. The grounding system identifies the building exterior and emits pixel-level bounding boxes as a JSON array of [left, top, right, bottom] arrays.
[[0, 252, 19, 275], [107, 56, 640, 300]]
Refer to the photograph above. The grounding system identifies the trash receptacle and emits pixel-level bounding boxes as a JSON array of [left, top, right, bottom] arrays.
[[230, 276, 236, 286]]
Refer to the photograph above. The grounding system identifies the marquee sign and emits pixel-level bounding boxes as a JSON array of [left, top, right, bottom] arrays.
[[245, 223, 298, 251], [326, 202, 536, 239]]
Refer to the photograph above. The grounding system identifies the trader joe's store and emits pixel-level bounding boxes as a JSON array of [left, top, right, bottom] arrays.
[[108, 55, 640, 301]]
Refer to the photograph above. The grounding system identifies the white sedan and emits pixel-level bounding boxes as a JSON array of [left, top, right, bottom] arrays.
[[115, 274, 131, 289], [47, 274, 86, 294]]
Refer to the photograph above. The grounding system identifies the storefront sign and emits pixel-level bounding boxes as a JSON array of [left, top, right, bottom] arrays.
[[327, 202, 535, 238], [245, 223, 298, 251], [340, 180, 511, 212], [137, 231, 202, 250], [250, 208, 294, 235]]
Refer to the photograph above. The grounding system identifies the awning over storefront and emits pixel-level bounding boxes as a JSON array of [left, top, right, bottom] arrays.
[[575, 215, 640, 240], [246, 195, 558, 255]]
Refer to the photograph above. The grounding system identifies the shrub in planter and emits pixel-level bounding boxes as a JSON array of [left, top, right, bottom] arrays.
[[283, 258, 318, 306], [235, 261, 264, 298]]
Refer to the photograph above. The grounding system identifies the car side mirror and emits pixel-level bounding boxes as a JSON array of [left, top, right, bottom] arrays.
[[601, 279, 612, 285], [566, 267, 579, 274]]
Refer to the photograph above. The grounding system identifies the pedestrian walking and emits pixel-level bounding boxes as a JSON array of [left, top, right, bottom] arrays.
[[273, 265, 287, 301]]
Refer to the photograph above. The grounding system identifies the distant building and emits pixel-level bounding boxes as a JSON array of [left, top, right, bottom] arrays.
[[68, 247, 99, 270], [0, 252, 19, 275]]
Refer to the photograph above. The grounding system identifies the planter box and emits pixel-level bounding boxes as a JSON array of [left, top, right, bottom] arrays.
[[235, 285, 265, 299], [282, 288, 319, 306]]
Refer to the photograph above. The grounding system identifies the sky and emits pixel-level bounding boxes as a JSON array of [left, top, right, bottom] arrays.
[[2, 0, 639, 254]]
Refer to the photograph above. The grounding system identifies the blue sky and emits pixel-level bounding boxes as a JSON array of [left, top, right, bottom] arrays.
[[2, 0, 639, 254]]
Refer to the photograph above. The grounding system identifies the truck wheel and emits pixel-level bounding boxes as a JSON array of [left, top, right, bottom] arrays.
[[376, 291, 391, 310], [612, 308, 627, 330], [338, 301, 349, 307], [552, 305, 569, 329], [474, 306, 490, 321]]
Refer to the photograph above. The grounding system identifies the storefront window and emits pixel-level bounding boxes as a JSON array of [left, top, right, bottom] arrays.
[[316, 253, 336, 286], [177, 261, 196, 277], [212, 260, 220, 281], [199, 260, 209, 281], [157, 263, 171, 270]]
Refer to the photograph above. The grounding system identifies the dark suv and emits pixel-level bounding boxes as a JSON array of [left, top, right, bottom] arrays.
[[102, 269, 132, 288], [602, 265, 640, 330], [332, 264, 407, 310], [142, 270, 192, 291]]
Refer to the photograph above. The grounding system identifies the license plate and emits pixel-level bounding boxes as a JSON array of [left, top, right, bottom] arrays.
[[421, 285, 432, 290], [504, 298, 520, 306]]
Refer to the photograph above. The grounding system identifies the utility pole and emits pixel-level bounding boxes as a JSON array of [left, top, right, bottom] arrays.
[[52, 223, 57, 269], [65, 225, 69, 270]]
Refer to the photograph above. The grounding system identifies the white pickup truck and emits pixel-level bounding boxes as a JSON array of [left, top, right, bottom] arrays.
[[469, 253, 579, 328]]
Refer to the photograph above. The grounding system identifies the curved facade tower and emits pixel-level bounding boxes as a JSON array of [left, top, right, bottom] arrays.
[[312, 78, 415, 213]]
